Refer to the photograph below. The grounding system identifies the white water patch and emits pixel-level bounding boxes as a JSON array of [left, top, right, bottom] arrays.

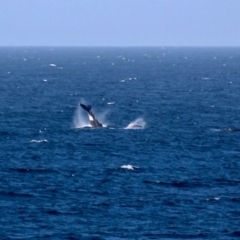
[[206, 197, 221, 201], [107, 102, 115, 105], [119, 77, 137, 83], [49, 63, 56, 67], [121, 164, 139, 170], [30, 139, 48, 143], [124, 118, 146, 129], [210, 128, 221, 132]]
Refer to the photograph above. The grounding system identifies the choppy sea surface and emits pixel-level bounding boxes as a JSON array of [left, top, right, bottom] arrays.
[[0, 47, 240, 239]]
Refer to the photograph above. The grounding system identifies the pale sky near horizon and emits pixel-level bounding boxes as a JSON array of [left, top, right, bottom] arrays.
[[0, 0, 240, 47]]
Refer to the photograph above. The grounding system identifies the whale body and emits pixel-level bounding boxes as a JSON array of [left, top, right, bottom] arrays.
[[80, 103, 103, 128]]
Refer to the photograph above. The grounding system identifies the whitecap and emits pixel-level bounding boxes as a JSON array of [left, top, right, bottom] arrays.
[[121, 164, 139, 170], [49, 63, 56, 67], [210, 128, 221, 132], [30, 139, 48, 143], [206, 197, 221, 201], [107, 102, 115, 105]]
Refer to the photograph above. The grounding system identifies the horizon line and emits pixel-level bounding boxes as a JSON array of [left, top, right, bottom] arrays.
[[0, 45, 240, 48]]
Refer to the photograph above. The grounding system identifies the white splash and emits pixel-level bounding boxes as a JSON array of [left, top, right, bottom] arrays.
[[30, 139, 48, 143], [49, 63, 56, 67], [121, 164, 139, 170], [125, 118, 146, 129], [107, 102, 115, 105], [206, 197, 221, 201], [73, 105, 91, 128], [96, 110, 109, 127], [119, 77, 137, 83]]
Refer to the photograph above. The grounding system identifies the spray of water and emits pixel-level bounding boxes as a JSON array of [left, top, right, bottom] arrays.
[[97, 110, 109, 127], [72, 105, 91, 128], [73, 100, 145, 129], [124, 118, 146, 129]]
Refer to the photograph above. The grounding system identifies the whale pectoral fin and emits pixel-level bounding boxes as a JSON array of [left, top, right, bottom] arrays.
[[80, 103, 103, 128]]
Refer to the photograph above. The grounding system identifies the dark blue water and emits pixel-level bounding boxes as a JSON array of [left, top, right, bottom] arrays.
[[1, 47, 240, 239]]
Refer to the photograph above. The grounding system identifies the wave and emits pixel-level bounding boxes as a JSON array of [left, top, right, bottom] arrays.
[[30, 139, 48, 143], [9, 168, 57, 174], [120, 164, 139, 170], [0, 191, 33, 198], [143, 180, 210, 188]]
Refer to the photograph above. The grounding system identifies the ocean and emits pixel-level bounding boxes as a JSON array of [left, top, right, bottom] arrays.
[[0, 47, 240, 239]]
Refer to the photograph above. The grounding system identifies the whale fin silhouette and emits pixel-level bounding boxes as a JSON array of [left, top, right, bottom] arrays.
[[80, 103, 91, 112]]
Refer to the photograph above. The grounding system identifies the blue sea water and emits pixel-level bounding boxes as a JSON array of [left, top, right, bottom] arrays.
[[0, 47, 240, 239]]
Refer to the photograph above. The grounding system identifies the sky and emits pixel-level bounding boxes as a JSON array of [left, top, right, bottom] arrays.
[[0, 0, 240, 47]]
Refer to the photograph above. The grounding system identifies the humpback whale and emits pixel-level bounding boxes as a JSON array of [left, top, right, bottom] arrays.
[[80, 103, 103, 128]]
